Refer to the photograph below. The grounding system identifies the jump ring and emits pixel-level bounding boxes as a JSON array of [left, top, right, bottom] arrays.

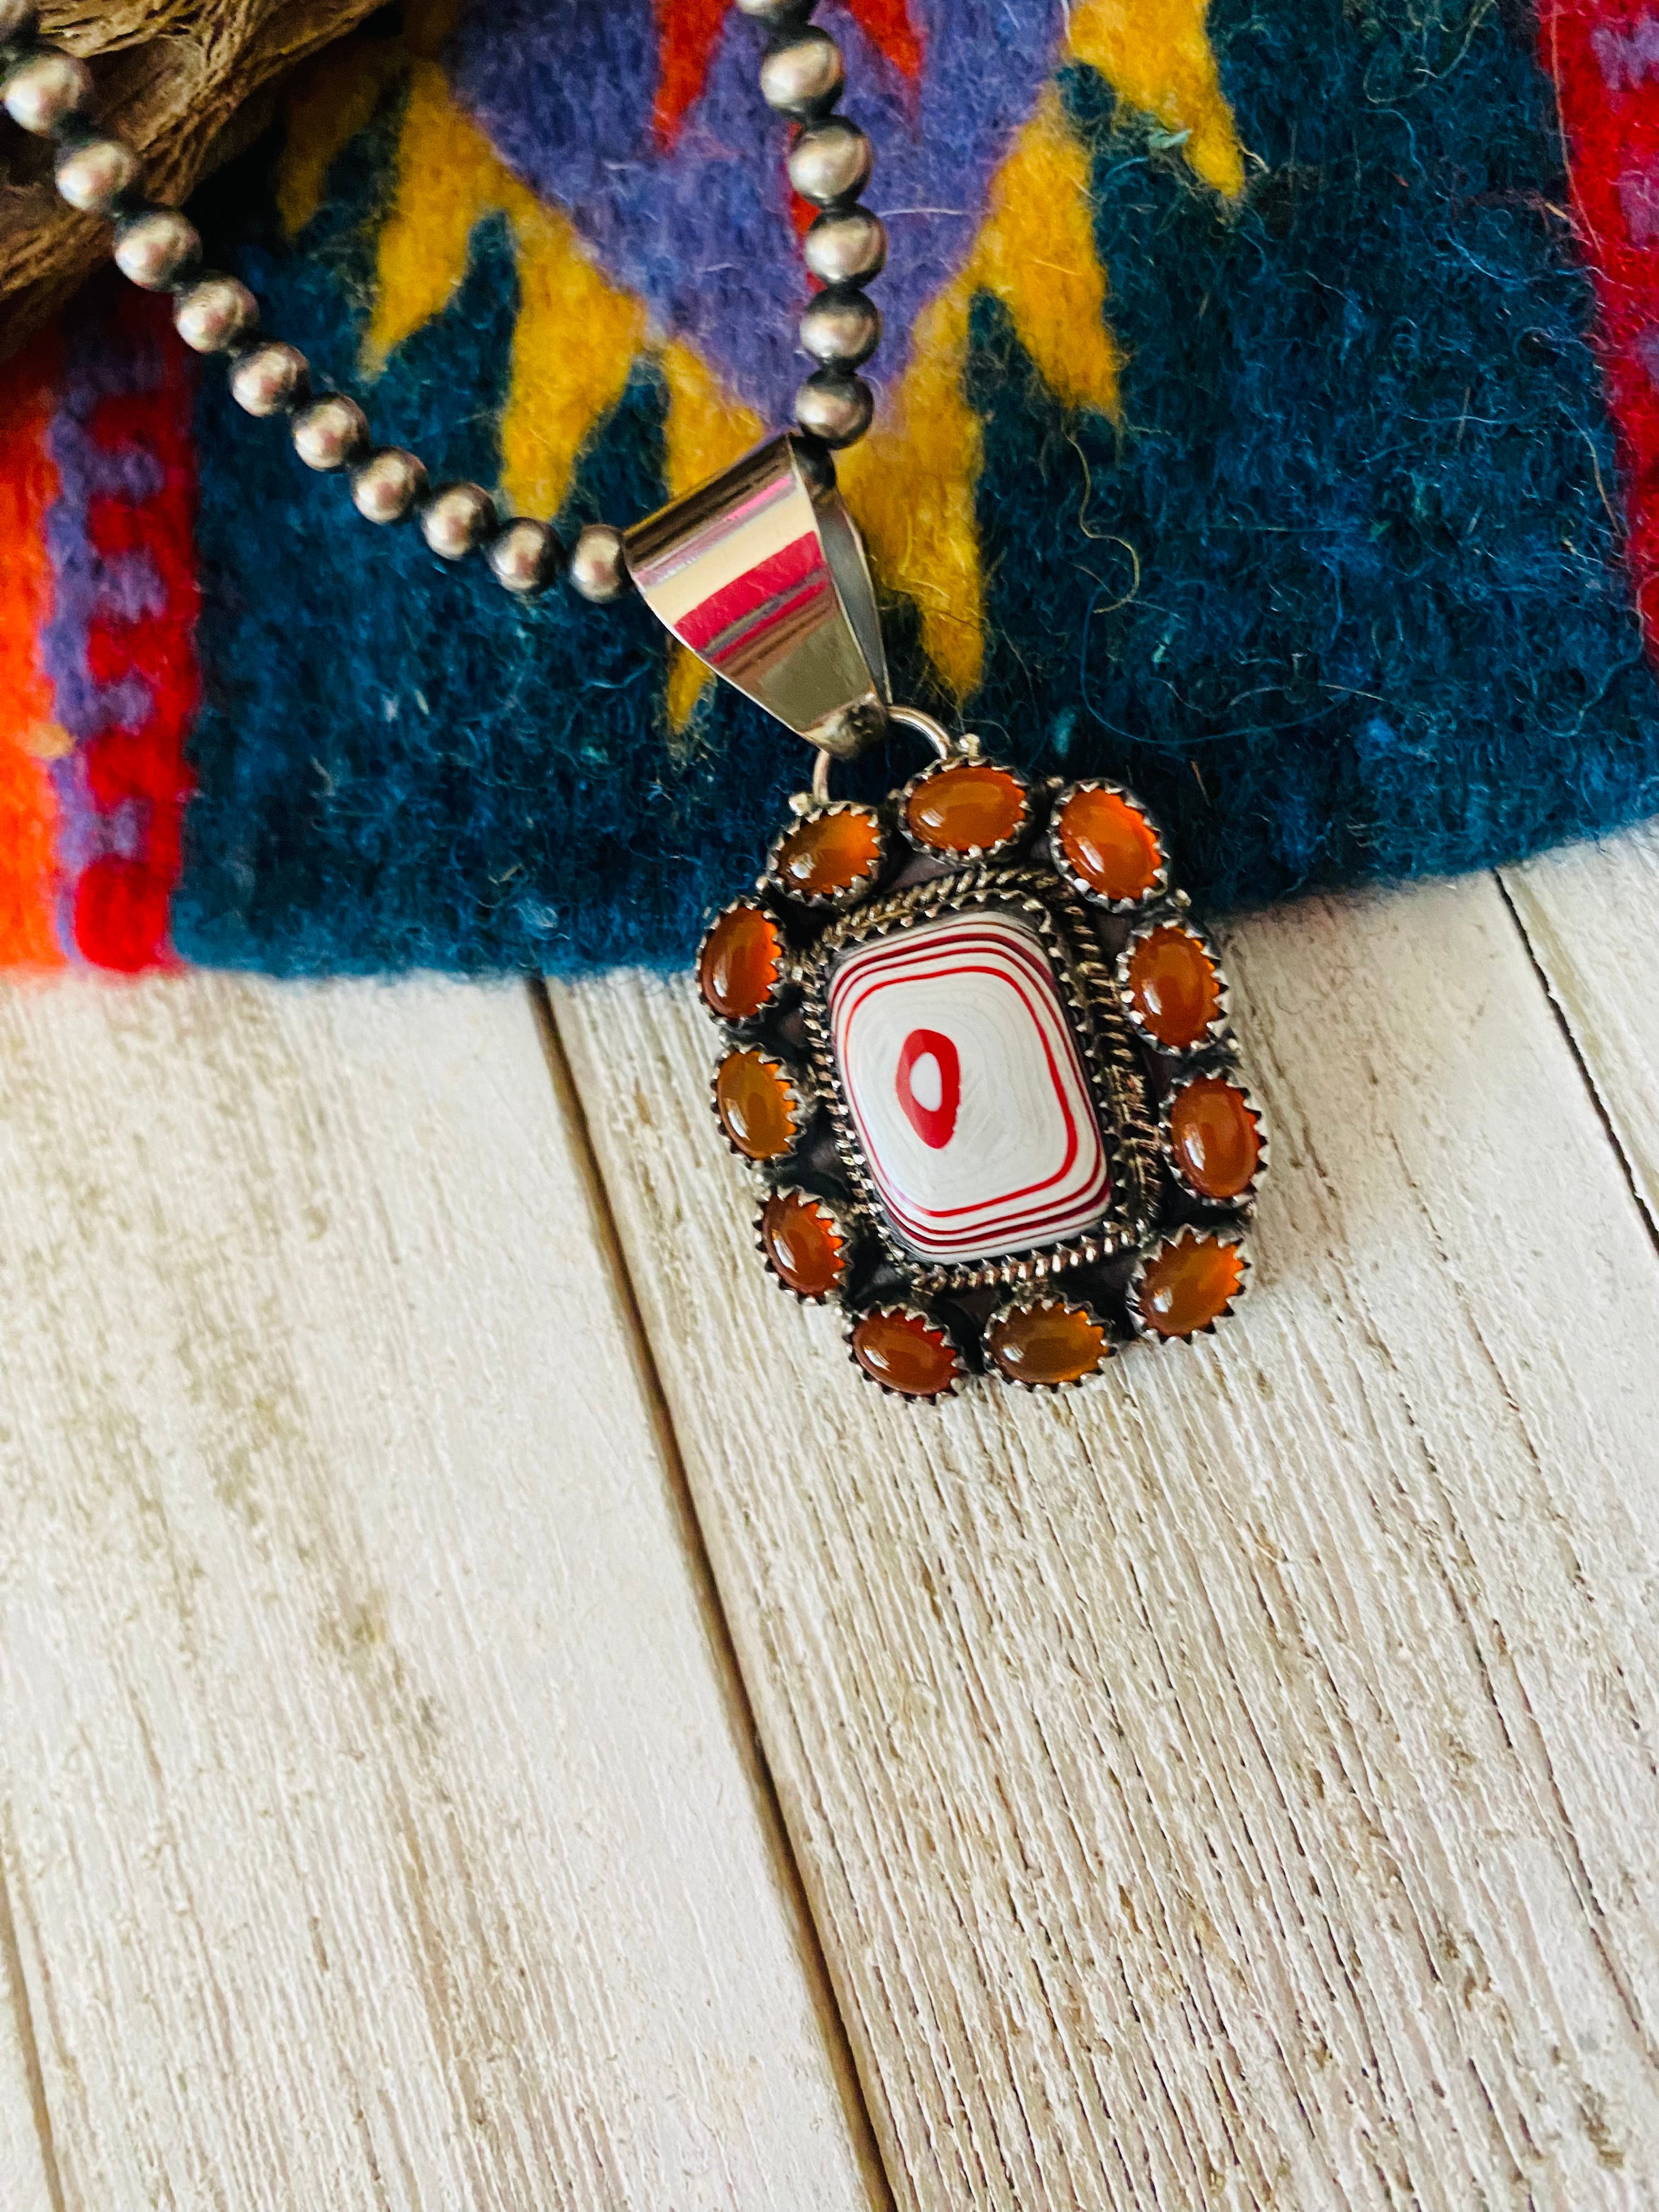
[[810, 702, 962, 803], [888, 703, 957, 760]]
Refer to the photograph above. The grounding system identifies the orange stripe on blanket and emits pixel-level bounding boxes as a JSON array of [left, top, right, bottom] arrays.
[[0, 333, 67, 970]]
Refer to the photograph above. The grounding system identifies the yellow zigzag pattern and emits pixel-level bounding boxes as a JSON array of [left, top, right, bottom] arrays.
[[844, 0, 1242, 698], [281, 52, 759, 732], [276, 0, 1240, 723]]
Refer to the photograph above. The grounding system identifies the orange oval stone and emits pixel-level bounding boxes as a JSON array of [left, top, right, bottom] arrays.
[[760, 1190, 845, 1298], [986, 1301, 1110, 1386], [850, 1308, 958, 1397], [714, 1051, 799, 1160], [1057, 787, 1162, 903], [698, 902, 782, 1020], [906, 761, 1026, 854], [771, 806, 883, 897], [1125, 925, 1221, 1049], [1136, 1231, 1245, 1338], [1169, 1075, 1261, 1199]]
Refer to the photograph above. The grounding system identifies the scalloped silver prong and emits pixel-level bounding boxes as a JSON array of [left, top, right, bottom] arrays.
[[765, 799, 888, 911], [1046, 777, 1170, 914], [1115, 912, 1233, 1059], [754, 1185, 855, 1304], [894, 752, 1031, 864], [982, 1292, 1118, 1389], [695, 895, 792, 1026], [844, 1301, 966, 1398], [1126, 1226, 1252, 1344], [710, 1044, 815, 1165], [1159, 1064, 1271, 1211]]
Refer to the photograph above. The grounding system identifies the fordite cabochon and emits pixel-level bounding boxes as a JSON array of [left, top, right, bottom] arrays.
[[828, 912, 1115, 1267]]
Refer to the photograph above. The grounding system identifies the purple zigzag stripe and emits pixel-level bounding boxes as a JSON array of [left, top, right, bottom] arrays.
[[449, 0, 1065, 426], [41, 283, 169, 944], [43, 422, 162, 741]]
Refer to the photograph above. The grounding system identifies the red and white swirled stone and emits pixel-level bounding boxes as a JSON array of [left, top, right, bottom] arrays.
[[829, 912, 1113, 1265]]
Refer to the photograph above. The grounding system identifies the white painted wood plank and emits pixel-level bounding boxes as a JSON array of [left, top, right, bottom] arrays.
[[0, 974, 881, 2212], [555, 873, 1659, 2212], [1504, 821, 1659, 1232], [0, 1895, 55, 2212]]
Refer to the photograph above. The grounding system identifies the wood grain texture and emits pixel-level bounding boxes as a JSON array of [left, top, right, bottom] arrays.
[[0, 1, 379, 350], [0, 973, 881, 2212], [554, 873, 1659, 2212], [1504, 823, 1659, 1235], [0, 1886, 55, 2212]]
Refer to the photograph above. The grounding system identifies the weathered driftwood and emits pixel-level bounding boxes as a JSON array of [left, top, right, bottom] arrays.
[[0, 1, 376, 353]]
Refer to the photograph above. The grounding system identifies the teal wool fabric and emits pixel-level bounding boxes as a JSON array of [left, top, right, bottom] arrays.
[[168, 0, 1659, 975]]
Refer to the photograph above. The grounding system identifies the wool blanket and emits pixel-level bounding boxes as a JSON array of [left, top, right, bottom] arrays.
[[0, 0, 1653, 975]]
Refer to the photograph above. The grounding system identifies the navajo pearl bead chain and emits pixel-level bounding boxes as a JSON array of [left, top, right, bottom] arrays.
[[0, 0, 887, 603]]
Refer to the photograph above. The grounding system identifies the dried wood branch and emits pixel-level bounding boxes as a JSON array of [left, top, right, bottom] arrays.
[[0, 1, 380, 353]]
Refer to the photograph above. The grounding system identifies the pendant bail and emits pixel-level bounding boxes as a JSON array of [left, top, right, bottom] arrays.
[[624, 432, 889, 760]]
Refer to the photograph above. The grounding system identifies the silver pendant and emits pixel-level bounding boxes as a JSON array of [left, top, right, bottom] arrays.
[[627, 437, 1266, 1397]]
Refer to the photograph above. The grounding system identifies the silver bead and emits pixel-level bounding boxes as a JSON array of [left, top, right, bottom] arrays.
[[787, 117, 872, 207], [291, 393, 369, 472], [735, 0, 816, 20], [0, 1, 37, 43], [568, 523, 630, 605], [229, 341, 308, 417], [488, 517, 562, 595], [420, 481, 497, 560], [794, 369, 873, 449], [803, 205, 885, 286], [351, 448, 428, 525], [54, 133, 140, 215], [800, 287, 880, 369], [112, 207, 200, 291], [759, 26, 843, 116], [2, 48, 91, 134], [173, 273, 258, 354]]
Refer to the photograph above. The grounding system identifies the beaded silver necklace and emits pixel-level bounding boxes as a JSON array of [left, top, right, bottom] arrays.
[[2, 2, 1269, 1399]]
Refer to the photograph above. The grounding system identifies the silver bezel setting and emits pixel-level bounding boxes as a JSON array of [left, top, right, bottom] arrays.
[[1126, 1225, 1252, 1344], [896, 754, 1032, 864], [982, 1291, 1117, 1391], [1046, 777, 1170, 914], [765, 800, 888, 911], [845, 1301, 967, 1398], [1159, 1065, 1270, 1212], [800, 865, 1160, 1295], [754, 1185, 855, 1304], [1116, 911, 1232, 1058], [710, 1045, 815, 1165], [696, 895, 793, 1027]]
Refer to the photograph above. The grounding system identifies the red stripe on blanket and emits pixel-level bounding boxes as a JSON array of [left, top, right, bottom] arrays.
[[77, 294, 200, 973], [1544, 0, 1659, 639]]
